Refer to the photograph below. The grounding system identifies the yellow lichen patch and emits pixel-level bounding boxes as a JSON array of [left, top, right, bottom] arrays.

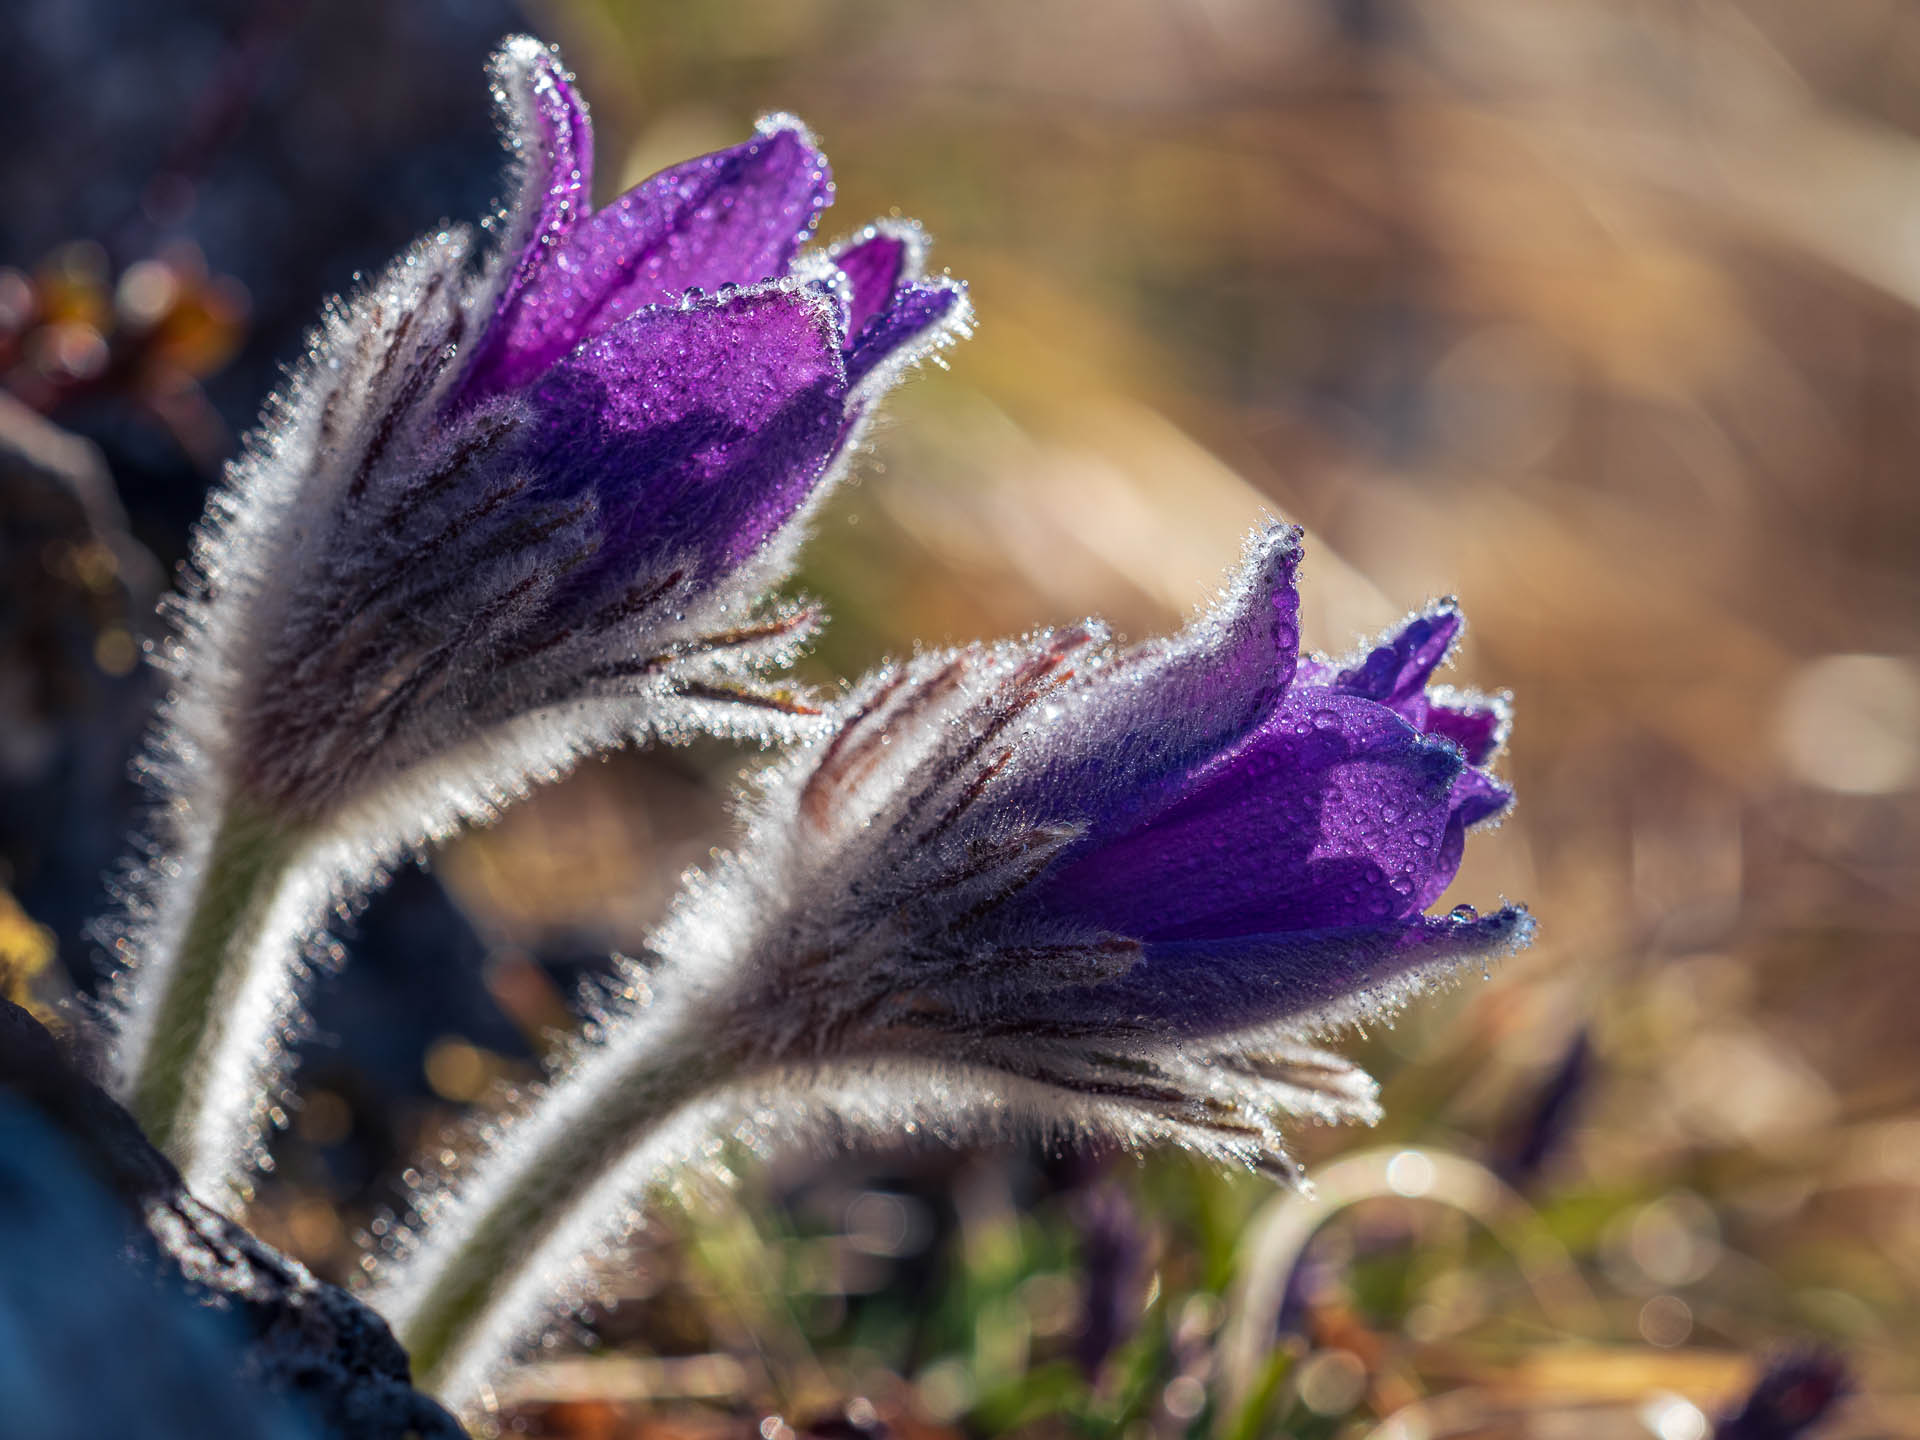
[[0, 887, 56, 1019]]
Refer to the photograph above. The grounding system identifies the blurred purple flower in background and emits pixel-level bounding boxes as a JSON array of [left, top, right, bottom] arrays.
[[1494, 1026, 1592, 1189], [1717, 1349, 1852, 1440], [1072, 1179, 1149, 1381]]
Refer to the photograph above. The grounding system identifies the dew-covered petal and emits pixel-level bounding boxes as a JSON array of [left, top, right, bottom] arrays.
[[522, 285, 848, 579], [1028, 690, 1471, 942], [487, 38, 594, 323], [1066, 905, 1533, 1035], [846, 279, 967, 390], [1331, 604, 1462, 708], [1302, 604, 1511, 766], [1449, 763, 1512, 830], [467, 119, 833, 399], [996, 525, 1305, 838], [832, 222, 921, 336], [1297, 604, 1461, 711], [1421, 691, 1509, 766]]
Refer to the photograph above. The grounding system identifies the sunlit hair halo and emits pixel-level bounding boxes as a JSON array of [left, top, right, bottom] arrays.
[[92, 33, 1530, 1427]]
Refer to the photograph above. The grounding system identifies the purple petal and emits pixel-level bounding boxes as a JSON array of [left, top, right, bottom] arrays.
[[466, 118, 833, 400], [1073, 906, 1534, 1035], [832, 222, 921, 335], [485, 40, 594, 333], [522, 285, 848, 579], [1032, 690, 1470, 942], [1449, 764, 1511, 830], [1305, 605, 1511, 765], [820, 273, 971, 478], [847, 280, 966, 390], [1422, 692, 1509, 766], [1335, 603, 1461, 706], [998, 525, 1306, 838]]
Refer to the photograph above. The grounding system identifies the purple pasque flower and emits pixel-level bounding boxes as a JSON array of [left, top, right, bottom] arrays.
[[184, 36, 969, 840], [107, 35, 967, 1202], [672, 523, 1529, 1176], [370, 525, 1529, 1410]]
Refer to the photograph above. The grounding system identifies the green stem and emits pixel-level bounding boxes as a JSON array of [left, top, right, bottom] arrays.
[[394, 998, 731, 1396], [127, 799, 302, 1168]]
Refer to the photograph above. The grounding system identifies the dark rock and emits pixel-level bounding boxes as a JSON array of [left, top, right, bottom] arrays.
[[0, 998, 466, 1439], [0, 1096, 314, 1439]]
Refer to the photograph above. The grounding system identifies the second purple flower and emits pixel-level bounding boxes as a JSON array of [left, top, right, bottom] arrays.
[[371, 525, 1532, 1413]]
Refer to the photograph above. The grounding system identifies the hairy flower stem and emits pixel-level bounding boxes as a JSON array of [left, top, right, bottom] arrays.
[[384, 990, 741, 1406], [124, 799, 309, 1198]]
